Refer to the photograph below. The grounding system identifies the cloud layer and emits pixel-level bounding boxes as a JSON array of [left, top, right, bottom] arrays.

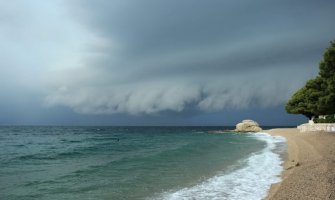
[[43, 0, 335, 115]]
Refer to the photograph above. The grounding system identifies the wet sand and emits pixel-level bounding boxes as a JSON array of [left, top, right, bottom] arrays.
[[265, 128, 335, 200]]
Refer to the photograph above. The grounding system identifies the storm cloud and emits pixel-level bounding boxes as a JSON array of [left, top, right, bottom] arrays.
[[44, 0, 335, 115], [1, 0, 335, 125]]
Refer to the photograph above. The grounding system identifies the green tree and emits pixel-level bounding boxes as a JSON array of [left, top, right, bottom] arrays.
[[286, 40, 335, 119], [318, 40, 335, 115], [285, 77, 325, 119]]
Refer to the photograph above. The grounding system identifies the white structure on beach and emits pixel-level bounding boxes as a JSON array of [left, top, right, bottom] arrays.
[[297, 123, 335, 132]]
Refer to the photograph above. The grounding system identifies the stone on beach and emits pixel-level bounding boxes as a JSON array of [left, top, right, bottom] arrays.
[[235, 119, 262, 132]]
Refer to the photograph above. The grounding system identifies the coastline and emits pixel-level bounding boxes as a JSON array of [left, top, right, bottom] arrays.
[[264, 128, 335, 200]]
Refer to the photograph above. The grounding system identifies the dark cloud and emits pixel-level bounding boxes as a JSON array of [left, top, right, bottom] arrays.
[[1, 0, 335, 125], [45, 0, 335, 116], [71, 0, 333, 56]]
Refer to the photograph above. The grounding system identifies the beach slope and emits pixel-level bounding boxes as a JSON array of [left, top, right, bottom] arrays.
[[266, 128, 335, 200]]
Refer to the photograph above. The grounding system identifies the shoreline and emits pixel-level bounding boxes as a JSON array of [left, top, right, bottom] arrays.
[[264, 128, 335, 200]]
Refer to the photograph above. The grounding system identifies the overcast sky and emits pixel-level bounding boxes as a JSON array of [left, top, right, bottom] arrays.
[[1, 0, 334, 126]]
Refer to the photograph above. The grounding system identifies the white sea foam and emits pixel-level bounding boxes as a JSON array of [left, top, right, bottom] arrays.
[[153, 132, 286, 200]]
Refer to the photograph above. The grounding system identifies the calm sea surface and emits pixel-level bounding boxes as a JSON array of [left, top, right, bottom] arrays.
[[0, 126, 286, 200]]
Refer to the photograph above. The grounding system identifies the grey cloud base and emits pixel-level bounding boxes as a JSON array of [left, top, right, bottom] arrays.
[[45, 0, 335, 115], [2, 0, 334, 125], [45, 67, 309, 115]]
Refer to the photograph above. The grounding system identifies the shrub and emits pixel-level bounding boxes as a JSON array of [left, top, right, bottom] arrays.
[[313, 115, 335, 123]]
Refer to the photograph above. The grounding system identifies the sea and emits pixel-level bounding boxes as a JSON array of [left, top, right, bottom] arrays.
[[0, 126, 286, 200]]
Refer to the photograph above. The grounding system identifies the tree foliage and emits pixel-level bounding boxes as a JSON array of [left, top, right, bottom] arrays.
[[286, 40, 335, 119], [317, 40, 335, 115], [313, 115, 335, 123]]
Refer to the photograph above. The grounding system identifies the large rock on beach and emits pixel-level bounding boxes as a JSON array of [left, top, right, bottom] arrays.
[[235, 120, 262, 132]]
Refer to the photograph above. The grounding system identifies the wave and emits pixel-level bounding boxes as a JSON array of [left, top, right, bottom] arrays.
[[152, 133, 286, 200]]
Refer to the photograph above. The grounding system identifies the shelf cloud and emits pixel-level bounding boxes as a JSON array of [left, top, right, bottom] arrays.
[[1, 0, 335, 124], [44, 0, 335, 115]]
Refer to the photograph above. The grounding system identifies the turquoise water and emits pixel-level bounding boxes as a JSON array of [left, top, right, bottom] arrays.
[[0, 126, 285, 200]]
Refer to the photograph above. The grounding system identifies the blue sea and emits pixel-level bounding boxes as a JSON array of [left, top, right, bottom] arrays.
[[0, 126, 286, 200]]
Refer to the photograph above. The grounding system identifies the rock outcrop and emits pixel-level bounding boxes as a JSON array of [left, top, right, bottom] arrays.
[[235, 119, 262, 132]]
